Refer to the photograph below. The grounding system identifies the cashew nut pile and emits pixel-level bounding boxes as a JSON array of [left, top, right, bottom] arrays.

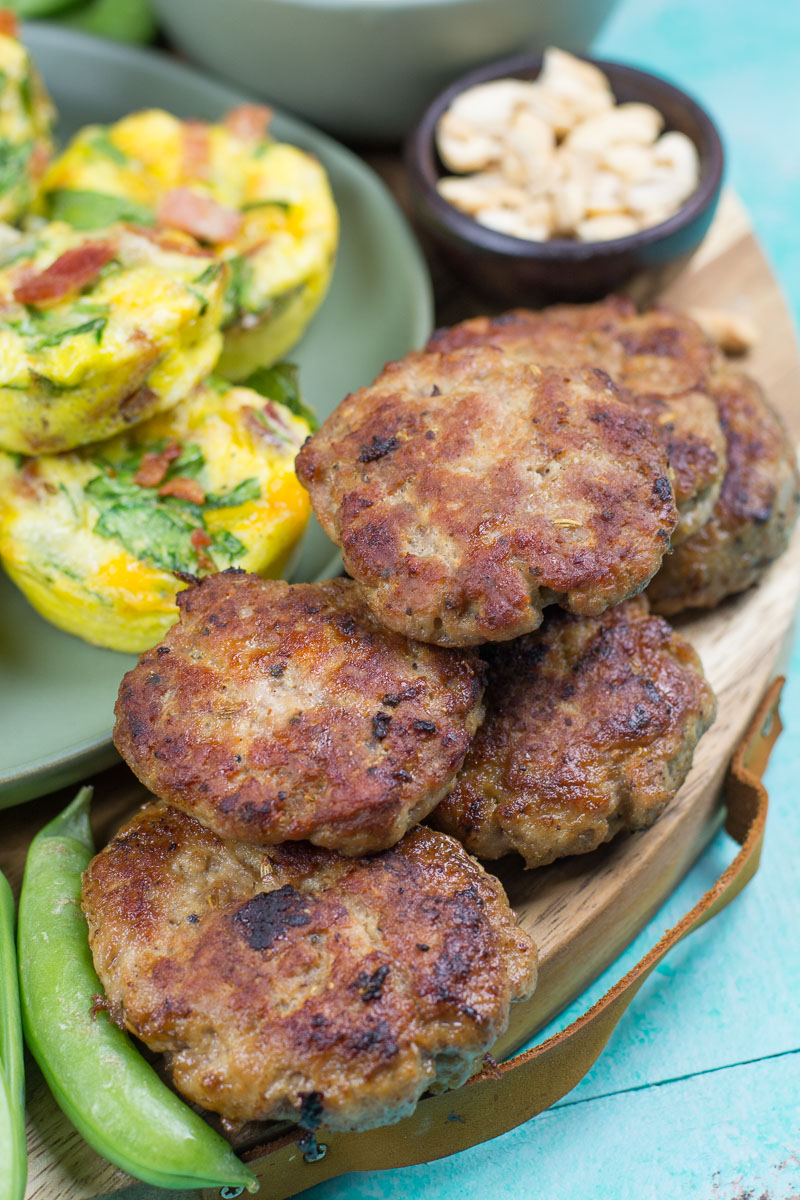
[[435, 48, 701, 243]]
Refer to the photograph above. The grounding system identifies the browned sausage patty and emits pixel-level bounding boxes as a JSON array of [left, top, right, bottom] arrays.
[[427, 298, 726, 544], [648, 368, 799, 614], [81, 804, 538, 1131], [114, 571, 485, 855], [429, 596, 716, 868], [296, 346, 677, 647]]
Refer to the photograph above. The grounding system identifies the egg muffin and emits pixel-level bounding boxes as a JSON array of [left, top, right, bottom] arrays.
[[0, 12, 55, 224], [0, 221, 227, 454], [0, 369, 311, 651], [38, 106, 339, 378]]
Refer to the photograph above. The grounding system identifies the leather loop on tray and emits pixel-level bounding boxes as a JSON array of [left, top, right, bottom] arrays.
[[202, 677, 784, 1200]]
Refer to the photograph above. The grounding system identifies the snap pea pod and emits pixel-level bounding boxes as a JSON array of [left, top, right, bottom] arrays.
[[0, 869, 25, 1200], [17, 788, 258, 1193]]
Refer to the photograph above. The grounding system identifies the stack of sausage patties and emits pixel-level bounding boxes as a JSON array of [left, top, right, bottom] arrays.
[[83, 298, 798, 1138]]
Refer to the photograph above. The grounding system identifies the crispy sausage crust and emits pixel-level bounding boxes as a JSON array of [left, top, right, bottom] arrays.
[[430, 596, 716, 868], [648, 367, 799, 614], [427, 298, 726, 544], [296, 346, 677, 646], [114, 571, 485, 855], [81, 804, 538, 1131]]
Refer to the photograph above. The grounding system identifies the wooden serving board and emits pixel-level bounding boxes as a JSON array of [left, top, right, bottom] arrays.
[[2, 189, 799, 1200]]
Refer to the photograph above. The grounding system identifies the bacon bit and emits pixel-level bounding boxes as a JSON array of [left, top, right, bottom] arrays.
[[134, 441, 182, 488], [190, 528, 214, 572], [15, 459, 42, 501], [157, 188, 242, 244], [243, 404, 284, 447], [224, 103, 273, 142], [263, 400, 290, 426], [120, 385, 158, 424], [129, 225, 215, 257], [129, 326, 155, 347], [13, 242, 115, 308], [0, 11, 19, 37], [159, 476, 206, 504], [181, 120, 211, 180], [29, 142, 51, 180]]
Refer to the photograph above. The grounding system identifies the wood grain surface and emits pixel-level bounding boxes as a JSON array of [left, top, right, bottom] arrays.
[[2, 189, 799, 1200]]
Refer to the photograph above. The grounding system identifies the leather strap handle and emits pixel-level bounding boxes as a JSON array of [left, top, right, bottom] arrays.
[[204, 678, 783, 1200]]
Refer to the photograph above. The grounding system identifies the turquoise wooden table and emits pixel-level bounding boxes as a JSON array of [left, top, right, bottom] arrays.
[[300, 4, 800, 1198]]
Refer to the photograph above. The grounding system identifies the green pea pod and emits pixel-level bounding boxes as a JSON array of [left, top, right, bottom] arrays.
[[60, 0, 157, 43], [17, 788, 258, 1193], [0, 870, 25, 1200], [4, 0, 84, 17], [46, 188, 156, 230]]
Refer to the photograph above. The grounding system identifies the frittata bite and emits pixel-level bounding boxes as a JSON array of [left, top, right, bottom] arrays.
[[0, 371, 311, 652], [430, 596, 716, 868], [81, 803, 538, 1132], [0, 221, 227, 454], [38, 106, 339, 378], [114, 573, 486, 855], [296, 346, 678, 646], [0, 12, 54, 224]]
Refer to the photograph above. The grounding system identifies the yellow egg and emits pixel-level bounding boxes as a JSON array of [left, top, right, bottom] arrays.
[[38, 108, 339, 379], [0, 370, 312, 652], [0, 21, 55, 224], [0, 221, 227, 454]]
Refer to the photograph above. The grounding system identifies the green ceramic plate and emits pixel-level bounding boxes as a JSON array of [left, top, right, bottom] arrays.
[[0, 23, 433, 808]]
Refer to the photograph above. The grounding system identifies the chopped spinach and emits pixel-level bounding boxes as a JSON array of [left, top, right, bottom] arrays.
[[242, 361, 317, 430], [0, 139, 32, 195], [89, 440, 203, 491], [19, 71, 33, 117], [210, 529, 246, 559], [47, 188, 155, 231], [205, 477, 261, 509], [93, 500, 204, 574], [224, 253, 249, 322], [187, 264, 224, 314], [241, 198, 291, 212], [87, 130, 128, 165], [0, 232, 38, 269], [194, 262, 223, 286], [11, 303, 111, 351], [31, 314, 107, 350], [168, 442, 205, 480], [85, 440, 253, 574], [29, 371, 79, 394], [186, 283, 211, 316], [57, 481, 79, 519]]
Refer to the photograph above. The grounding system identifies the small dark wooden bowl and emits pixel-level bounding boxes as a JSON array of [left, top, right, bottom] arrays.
[[405, 53, 724, 304]]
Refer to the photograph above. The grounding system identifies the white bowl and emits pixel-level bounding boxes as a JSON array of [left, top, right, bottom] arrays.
[[152, 0, 620, 142]]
